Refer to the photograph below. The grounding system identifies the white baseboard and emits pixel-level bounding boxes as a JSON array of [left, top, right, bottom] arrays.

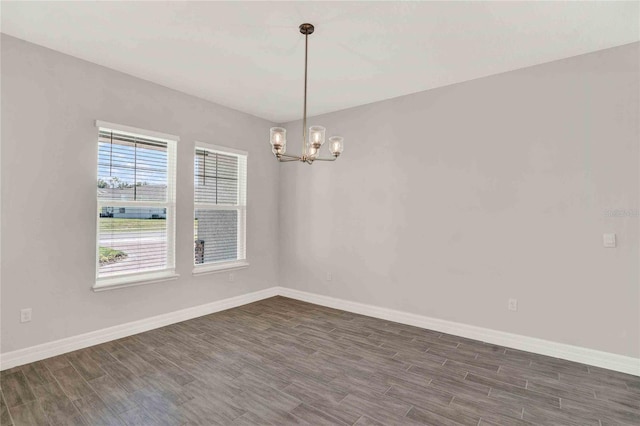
[[2, 285, 638, 377], [277, 287, 640, 377], [0, 287, 279, 371]]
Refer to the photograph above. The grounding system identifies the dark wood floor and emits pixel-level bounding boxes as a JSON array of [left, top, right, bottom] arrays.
[[1, 296, 639, 425]]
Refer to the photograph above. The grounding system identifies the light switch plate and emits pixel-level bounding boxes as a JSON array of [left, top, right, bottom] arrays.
[[603, 233, 616, 248]]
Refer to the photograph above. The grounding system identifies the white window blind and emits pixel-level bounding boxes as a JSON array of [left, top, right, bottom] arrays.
[[194, 143, 247, 269], [95, 121, 177, 287]]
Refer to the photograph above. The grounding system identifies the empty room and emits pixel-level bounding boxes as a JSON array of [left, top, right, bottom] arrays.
[[1, 1, 639, 425]]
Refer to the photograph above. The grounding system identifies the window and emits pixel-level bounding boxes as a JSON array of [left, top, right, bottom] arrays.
[[193, 143, 247, 273], [95, 121, 178, 290]]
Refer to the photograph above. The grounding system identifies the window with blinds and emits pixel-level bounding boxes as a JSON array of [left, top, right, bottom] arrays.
[[95, 121, 178, 288], [194, 143, 247, 270]]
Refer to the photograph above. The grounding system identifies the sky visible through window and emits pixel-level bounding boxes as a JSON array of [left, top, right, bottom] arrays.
[[98, 135, 168, 191]]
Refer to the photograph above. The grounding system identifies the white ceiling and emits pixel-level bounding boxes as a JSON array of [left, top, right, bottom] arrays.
[[2, 1, 638, 122]]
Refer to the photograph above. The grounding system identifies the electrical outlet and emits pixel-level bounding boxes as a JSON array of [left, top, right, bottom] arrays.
[[326, 272, 332, 281], [508, 299, 518, 312], [228, 272, 235, 283], [603, 233, 616, 248], [20, 308, 32, 323]]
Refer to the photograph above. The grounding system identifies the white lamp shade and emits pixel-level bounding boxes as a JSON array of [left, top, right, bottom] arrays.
[[309, 126, 325, 148], [270, 127, 286, 148], [307, 144, 319, 159], [329, 136, 344, 156]]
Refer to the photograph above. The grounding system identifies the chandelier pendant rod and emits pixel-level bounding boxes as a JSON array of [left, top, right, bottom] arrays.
[[302, 31, 308, 161]]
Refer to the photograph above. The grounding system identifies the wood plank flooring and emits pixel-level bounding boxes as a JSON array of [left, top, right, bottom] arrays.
[[1, 296, 639, 425]]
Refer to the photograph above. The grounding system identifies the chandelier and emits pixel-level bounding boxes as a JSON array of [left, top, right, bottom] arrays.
[[270, 23, 344, 164]]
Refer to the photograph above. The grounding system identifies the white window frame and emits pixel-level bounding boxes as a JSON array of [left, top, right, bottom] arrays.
[[93, 120, 179, 291], [193, 142, 248, 275]]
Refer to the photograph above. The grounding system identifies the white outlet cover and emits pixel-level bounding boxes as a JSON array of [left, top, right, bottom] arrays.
[[20, 308, 32, 323], [508, 299, 518, 311], [603, 233, 617, 248]]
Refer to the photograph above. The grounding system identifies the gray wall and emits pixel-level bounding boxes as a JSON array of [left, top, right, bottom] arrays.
[[2, 34, 638, 360], [279, 43, 640, 358], [1, 35, 280, 353]]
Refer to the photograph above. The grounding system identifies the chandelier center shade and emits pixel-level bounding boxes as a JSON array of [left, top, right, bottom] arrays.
[[270, 23, 344, 164]]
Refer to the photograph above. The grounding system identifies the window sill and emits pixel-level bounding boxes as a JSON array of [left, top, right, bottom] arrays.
[[93, 271, 180, 292], [192, 261, 249, 276]]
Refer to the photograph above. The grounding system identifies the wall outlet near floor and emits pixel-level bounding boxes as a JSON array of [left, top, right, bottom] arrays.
[[326, 272, 333, 281], [603, 233, 616, 248], [20, 308, 32, 323], [508, 299, 518, 311], [228, 273, 235, 283]]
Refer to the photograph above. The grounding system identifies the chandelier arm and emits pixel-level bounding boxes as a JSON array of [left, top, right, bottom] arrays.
[[278, 153, 301, 159], [302, 31, 308, 158], [278, 157, 302, 162], [312, 156, 337, 161]]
